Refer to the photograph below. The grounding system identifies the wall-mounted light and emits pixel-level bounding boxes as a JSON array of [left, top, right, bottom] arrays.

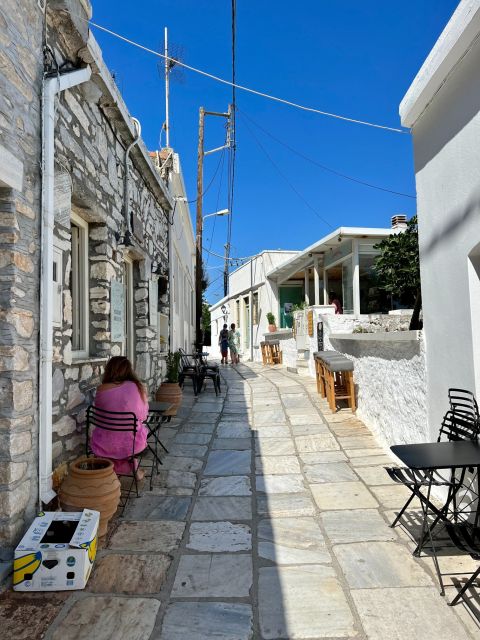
[[114, 230, 133, 247]]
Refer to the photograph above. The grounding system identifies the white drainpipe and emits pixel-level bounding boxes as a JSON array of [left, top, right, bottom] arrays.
[[39, 66, 92, 507]]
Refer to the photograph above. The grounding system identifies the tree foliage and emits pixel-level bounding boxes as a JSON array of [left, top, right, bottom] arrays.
[[374, 216, 422, 329]]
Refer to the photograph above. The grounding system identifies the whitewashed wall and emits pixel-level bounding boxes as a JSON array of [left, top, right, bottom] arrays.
[[400, 1, 480, 439]]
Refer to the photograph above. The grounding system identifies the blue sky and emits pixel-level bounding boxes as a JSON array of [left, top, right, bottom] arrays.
[[92, 1, 459, 302]]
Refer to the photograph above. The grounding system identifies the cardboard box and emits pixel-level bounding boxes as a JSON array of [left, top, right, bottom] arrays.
[[13, 509, 99, 591]]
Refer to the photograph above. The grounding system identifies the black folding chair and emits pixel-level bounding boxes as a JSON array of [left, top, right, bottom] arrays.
[[86, 405, 154, 511], [449, 388, 480, 422], [178, 349, 201, 396], [195, 351, 221, 396], [386, 410, 480, 529], [445, 523, 480, 606], [146, 402, 172, 474]]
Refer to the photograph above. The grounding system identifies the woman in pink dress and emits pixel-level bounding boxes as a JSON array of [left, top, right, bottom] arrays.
[[91, 356, 149, 480]]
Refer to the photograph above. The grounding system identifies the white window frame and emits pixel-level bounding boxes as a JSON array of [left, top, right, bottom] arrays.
[[71, 212, 89, 359]]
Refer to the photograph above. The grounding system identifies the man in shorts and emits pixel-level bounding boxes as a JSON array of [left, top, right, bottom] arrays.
[[219, 324, 229, 364]]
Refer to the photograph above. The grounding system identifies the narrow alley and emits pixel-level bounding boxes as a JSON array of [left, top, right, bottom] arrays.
[[8, 363, 479, 640]]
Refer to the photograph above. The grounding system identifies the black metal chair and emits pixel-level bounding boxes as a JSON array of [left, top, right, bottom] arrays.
[[146, 403, 171, 474], [386, 410, 480, 529], [449, 388, 480, 422], [178, 350, 201, 396], [445, 523, 480, 606], [195, 351, 221, 396], [86, 405, 154, 510]]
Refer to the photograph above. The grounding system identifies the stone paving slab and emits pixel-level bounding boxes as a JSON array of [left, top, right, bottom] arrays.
[[187, 521, 252, 552], [168, 443, 208, 458], [51, 596, 160, 640], [88, 553, 172, 593], [152, 470, 197, 490], [257, 493, 316, 518], [258, 564, 356, 639], [204, 450, 252, 475], [0, 592, 70, 640], [182, 422, 217, 434], [369, 483, 414, 508], [335, 541, 433, 588], [355, 464, 396, 485], [345, 447, 389, 458], [187, 412, 219, 423], [311, 481, 379, 510], [160, 602, 253, 640], [108, 521, 185, 552], [348, 454, 393, 466], [253, 426, 291, 438], [321, 509, 397, 544], [158, 456, 203, 472], [212, 437, 252, 450], [172, 433, 212, 445], [192, 496, 252, 520], [199, 475, 251, 496], [255, 437, 295, 456], [304, 462, 358, 484], [299, 450, 347, 464], [294, 434, 340, 452], [172, 554, 252, 597], [254, 410, 287, 425], [256, 474, 305, 494], [258, 517, 330, 565], [125, 495, 191, 521], [217, 423, 252, 438], [255, 455, 301, 475], [351, 587, 472, 640]]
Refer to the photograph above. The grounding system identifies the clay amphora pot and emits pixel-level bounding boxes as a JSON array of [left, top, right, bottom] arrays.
[[155, 382, 182, 413], [59, 456, 121, 536]]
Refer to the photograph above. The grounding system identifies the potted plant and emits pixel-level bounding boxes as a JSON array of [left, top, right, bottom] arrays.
[[267, 312, 277, 333], [155, 350, 182, 412]]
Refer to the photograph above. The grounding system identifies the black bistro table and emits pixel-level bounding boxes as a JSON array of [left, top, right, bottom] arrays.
[[146, 401, 174, 476], [391, 440, 480, 593]]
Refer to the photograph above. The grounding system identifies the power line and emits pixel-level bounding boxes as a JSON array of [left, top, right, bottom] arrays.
[[240, 115, 335, 230], [86, 19, 408, 134], [205, 148, 227, 267], [186, 142, 226, 204], [239, 109, 416, 200], [203, 245, 253, 262]]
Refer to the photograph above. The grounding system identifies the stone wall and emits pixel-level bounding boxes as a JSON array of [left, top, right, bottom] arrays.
[[0, 0, 45, 545], [0, 0, 172, 546]]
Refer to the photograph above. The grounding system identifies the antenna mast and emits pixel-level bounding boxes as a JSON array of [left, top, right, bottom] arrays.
[[164, 27, 170, 147]]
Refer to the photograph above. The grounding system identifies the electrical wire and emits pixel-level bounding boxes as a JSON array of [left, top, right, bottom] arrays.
[[239, 109, 416, 199], [85, 19, 408, 134], [240, 115, 335, 230], [186, 144, 226, 204], [205, 146, 227, 267], [203, 245, 253, 262]]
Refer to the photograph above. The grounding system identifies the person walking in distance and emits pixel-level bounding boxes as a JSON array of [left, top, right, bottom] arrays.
[[229, 323, 240, 365], [328, 291, 343, 315], [219, 324, 229, 364]]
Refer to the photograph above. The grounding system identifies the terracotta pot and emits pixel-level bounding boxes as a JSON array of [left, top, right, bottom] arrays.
[[59, 456, 121, 537], [155, 382, 182, 413], [268, 324, 277, 333]]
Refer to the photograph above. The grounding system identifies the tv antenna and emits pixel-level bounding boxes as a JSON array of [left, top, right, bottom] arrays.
[[159, 28, 185, 148]]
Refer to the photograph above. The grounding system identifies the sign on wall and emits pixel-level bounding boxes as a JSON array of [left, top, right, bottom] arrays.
[[307, 310, 314, 336], [111, 279, 125, 342], [149, 279, 158, 327]]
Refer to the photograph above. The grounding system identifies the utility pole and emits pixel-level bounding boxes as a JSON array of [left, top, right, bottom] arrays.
[[195, 107, 205, 350], [195, 106, 232, 349], [164, 27, 170, 148], [223, 242, 230, 298]]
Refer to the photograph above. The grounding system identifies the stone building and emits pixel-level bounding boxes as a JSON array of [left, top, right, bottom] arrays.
[[0, 0, 176, 547]]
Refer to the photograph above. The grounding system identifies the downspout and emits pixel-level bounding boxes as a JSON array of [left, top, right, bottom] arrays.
[[39, 66, 92, 507], [250, 258, 254, 362], [123, 118, 141, 244]]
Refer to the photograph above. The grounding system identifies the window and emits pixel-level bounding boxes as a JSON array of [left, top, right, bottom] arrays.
[[252, 292, 259, 324], [158, 313, 169, 353], [70, 213, 89, 357]]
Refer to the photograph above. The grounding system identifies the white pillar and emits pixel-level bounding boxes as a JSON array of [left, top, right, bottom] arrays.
[[313, 257, 320, 305], [352, 239, 360, 315], [323, 267, 329, 304], [304, 268, 310, 305]]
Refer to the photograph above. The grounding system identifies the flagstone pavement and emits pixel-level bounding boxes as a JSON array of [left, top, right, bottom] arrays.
[[2, 362, 480, 639]]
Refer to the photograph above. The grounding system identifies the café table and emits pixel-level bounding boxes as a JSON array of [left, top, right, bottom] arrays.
[[146, 401, 174, 477], [391, 440, 480, 594]]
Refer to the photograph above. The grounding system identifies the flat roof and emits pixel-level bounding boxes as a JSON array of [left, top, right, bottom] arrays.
[[266, 227, 392, 283], [400, 0, 480, 128]]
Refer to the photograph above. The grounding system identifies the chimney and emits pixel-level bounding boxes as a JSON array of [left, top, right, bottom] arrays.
[[391, 214, 407, 230]]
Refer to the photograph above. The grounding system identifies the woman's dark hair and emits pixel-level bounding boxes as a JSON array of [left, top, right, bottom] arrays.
[[102, 356, 147, 401], [230, 323, 236, 330]]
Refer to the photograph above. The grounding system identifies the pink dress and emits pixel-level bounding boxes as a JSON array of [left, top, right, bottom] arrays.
[[91, 381, 149, 475]]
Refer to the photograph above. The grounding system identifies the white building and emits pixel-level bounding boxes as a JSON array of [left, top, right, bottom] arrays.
[[210, 250, 298, 361], [151, 150, 195, 353], [400, 0, 480, 438]]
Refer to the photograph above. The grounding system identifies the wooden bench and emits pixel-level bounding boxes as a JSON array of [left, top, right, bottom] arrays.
[[314, 351, 355, 412], [261, 340, 283, 365]]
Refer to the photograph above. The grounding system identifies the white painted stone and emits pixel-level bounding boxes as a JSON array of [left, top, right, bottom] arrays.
[[255, 437, 295, 456], [294, 434, 339, 453], [304, 462, 358, 484], [255, 456, 301, 475], [311, 482, 378, 510], [321, 509, 397, 544], [256, 474, 305, 494], [187, 521, 252, 552], [258, 517, 330, 565], [257, 494, 315, 518]]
